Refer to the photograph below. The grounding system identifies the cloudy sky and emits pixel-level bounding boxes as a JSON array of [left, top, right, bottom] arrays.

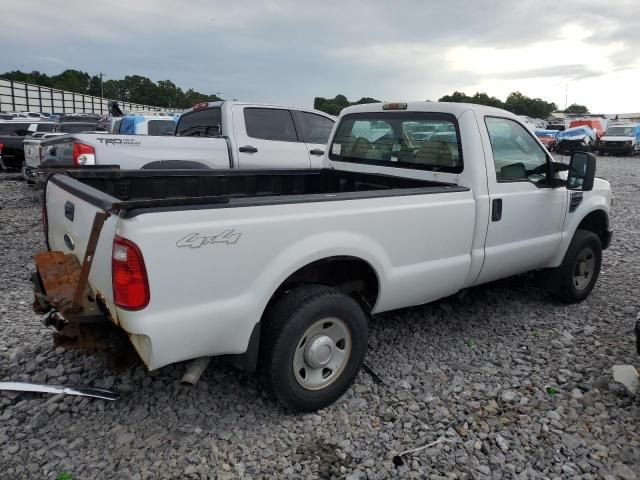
[[3, 0, 639, 113]]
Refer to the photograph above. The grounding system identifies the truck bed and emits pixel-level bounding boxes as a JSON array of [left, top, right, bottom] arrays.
[[48, 168, 467, 215]]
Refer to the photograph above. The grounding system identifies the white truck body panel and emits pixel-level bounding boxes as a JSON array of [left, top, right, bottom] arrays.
[[114, 191, 475, 368]]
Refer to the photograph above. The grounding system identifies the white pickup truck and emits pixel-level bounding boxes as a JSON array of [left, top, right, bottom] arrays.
[[33, 102, 612, 411], [39, 101, 335, 171]]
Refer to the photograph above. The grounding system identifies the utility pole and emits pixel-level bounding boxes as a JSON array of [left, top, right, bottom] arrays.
[[99, 73, 106, 99], [564, 83, 568, 110]]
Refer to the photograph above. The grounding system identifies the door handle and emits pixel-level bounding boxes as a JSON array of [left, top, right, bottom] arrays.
[[309, 149, 324, 156], [239, 145, 258, 153], [492, 198, 502, 222]]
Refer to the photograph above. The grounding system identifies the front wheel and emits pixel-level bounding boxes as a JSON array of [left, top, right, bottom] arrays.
[[548, 230, 602, 303], [259, 285, 368, 411]]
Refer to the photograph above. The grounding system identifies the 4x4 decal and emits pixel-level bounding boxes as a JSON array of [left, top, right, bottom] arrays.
[[176, 230, 241, 248]]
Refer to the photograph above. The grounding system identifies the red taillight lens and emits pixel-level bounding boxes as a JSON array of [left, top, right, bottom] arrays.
[[72, 142, 95, 166], [0, 142, 4, 154], [112, 236, 149, 310]]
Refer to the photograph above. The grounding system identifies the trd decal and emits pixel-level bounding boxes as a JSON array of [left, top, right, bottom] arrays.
[[176, 230, 241, 248], [95, 137, 141, 146]]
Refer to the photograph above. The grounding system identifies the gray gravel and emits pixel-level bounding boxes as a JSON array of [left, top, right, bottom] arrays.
[[1, 156, 639, 479]]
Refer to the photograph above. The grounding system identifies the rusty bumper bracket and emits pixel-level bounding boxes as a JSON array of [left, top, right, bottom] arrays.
[[34, 210, 109, 318]]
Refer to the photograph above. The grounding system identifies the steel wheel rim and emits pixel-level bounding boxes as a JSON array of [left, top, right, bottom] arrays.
[[573, 247, 596, 291], [293, 317, 352, 391]]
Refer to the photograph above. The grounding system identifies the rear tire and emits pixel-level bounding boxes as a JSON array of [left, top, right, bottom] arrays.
[[259, 285, 368, 411], [548, 230, 602, 303]]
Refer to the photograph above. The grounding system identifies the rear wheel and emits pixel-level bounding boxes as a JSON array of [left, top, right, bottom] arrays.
[[259, 285, 368, 411], [548, 230, 602, 303]]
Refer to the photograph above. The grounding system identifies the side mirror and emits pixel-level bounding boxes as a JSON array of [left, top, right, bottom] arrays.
[[567, 152, 596, 191]]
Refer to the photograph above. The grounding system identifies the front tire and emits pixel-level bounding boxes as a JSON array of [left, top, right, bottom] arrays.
[[259, 285, 368, 411], [549, 230, 602, 303]]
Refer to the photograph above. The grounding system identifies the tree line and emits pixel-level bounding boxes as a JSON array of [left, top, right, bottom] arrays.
[[0, 69, 220, 109], [315, 92, 589, 118]]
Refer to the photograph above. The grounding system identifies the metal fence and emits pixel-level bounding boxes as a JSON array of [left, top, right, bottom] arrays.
[[0, 79, 175, 115]]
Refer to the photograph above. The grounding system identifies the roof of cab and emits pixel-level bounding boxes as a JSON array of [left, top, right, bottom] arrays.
[[341, 101, 517, 119], [180, 100, 334, 118]]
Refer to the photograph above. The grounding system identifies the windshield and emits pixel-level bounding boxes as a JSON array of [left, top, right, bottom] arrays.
[[175, 108, 222, 137], [147, 119, 176, 136], [604, 126, 636, 137], [329, 112, 462, 172]]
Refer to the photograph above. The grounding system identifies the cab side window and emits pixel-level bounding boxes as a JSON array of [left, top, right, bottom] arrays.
[[485, 117, 549, 184], [244, 108, 298, 142], [298, 112, 334, 144]]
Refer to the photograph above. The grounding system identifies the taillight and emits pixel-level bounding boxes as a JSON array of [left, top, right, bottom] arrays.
[[72, 142, 95, 166], [0, 142, 3, 154], [112, 236, 149, 310]]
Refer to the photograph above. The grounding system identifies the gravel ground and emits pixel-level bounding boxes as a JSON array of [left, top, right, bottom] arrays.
[[1, 156, 639, 479]]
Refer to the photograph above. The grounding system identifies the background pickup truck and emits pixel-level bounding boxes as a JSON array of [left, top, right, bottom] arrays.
[[34, 102, 612, 411], [0, 120, 55, 169], [40, 101, 335, 171]]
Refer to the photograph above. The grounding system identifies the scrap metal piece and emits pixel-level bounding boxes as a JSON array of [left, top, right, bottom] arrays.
[[34, 251, 82, 311], [612, 365, 639, 395], [0, 381, 119, 400], [181, 357, 211, 386], [392, 437, 446, 466]]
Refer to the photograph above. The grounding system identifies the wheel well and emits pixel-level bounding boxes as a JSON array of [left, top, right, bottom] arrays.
[[231, 257, 380, 373], [577, 210, 609, 246], [271, 256, 380, 312]]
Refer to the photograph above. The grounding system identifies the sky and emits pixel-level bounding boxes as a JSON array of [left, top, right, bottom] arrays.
[[2, 0, 639, 113]]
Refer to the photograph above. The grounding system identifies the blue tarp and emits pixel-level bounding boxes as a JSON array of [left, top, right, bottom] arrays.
[[556, 126, 596, 142], [118, 115, 146, 134], [534, 129, 561, 138]]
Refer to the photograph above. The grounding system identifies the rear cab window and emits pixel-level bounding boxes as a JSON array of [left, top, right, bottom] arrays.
[[0, 123, 33, 136], [244, 108, 298, 142], [147, 120, 176, 136], [176, 108, 222, 137], [329, 112, 463, 173], [59, 123, 97, 134]]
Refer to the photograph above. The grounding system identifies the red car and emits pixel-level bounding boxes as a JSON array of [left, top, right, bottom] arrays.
[[535, 134, 558, 151]]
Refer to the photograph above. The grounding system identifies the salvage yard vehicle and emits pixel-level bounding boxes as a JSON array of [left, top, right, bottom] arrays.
[[534, 129, 558, 152], [39, 101, 335, 171], [33, 102, 612, 411], [23, 132, 66, 182], [0, 120, 55, 169], [598, 124, 640, 156]]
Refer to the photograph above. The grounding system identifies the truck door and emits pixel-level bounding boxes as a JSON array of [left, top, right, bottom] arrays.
[[293, 111, 335, 168], [233, 106, 310, 169], [476, 116, 567, 284]]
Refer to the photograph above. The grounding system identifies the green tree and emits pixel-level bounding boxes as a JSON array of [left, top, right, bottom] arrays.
[[504, 91, 556, 118], [0, 69, 221, 108], [314, 94, 380, 115], [50, 69, 91, 93], [438, 91, 504, 108], [563, 103, 589, 114]]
